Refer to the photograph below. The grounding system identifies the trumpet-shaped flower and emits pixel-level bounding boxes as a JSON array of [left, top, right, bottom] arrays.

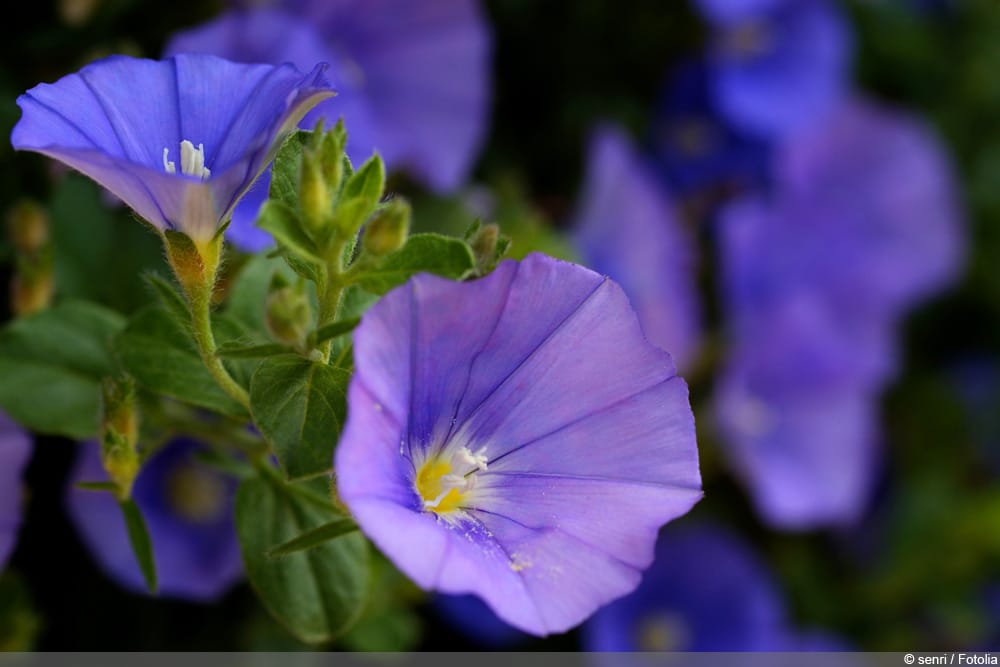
[[574, 124, 702, 370], [336, 253, 702, 636], [696, 0, 852, 138], [66, 438, 242, 601], [583, 524, 786, 651], [0, 412, 32, 571], [12, 54, 333, 241], [166, 1, 491, 251], [651, 61, 771, 197], [713, 98, 963, 528]]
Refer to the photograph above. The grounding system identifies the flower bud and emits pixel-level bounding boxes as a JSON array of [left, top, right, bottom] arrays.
[[361, 199, 410, 257], [99, 376, 140, 500], [299, 147, 332, 234], [265, 284, 312, 347], [6, 200, 49, 253], [10, 268, 54, 317], [468, 222, 509, 274], [318, 119, 347, 194]]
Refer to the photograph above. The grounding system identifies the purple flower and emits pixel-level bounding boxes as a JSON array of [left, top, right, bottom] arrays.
[[336, 253, 702, 636], [769, 98, 964, 314], [573, 124, 702, 370], [583, 523, 787, 651], [696, 0, 852, 139], [166, 1, 492, 251], [12, 54, 333, 241], [713, 98, 963, 529], [714, 339, 882, 529], [651, 61, 772, 197], [0, 412, 32, 571], [433, 593, 530, 647], [66, 438, 242, 601]]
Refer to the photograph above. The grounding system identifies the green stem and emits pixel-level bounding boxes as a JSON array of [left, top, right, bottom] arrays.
[[189, 279, 251, 410], [315, 239, 347, 363]]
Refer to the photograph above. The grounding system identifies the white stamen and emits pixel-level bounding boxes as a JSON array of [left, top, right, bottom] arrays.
[[163, 147, 175, 174], [163, 140, 211, 181], [457, 446, 489, 472]]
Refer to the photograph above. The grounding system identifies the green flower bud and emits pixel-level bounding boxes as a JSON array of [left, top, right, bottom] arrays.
[[265, 285, 312, 347], [361, 199, 411, 257], [318, 119, 347, 194], [299, 147, 332, 234], [468, 222, 509, 274], [99, 376, 140, 500], [6, 200, 49, 254]]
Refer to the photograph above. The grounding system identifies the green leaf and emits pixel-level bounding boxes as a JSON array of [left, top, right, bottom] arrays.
[[142, 272, 190, 326], [236, 474, 369, 645], [224, 254, 301, 335], [311, 317, 360, 346], [337, 154, 384, 232], [0, 300, 124, 438], [266, 517, 359, 559], [352, 233, 476, 295], [249, 354, 350, 480], [118, 497, 157, 594], [268, 130, 310, 209], [216, 342, 291, 359], [116, 306, 253, 418], [257, 200, 323, 264], [50, 176, 168, 313]]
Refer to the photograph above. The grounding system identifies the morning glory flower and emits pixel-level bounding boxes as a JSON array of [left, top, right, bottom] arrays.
[[66, 438, 242, 601], [433, 594, 530, 647], [336, 253, 702, 636], [695, 0, 853, 139], [651, 61, 771, 198], [1, 412, 32, 572], [166, 1, 492, 251], [11, 54, 333, 241], [768, 98, 964, 314], [712, 278, 889, 531], [712, 98, 963, 528], [583, 523, 787, 651], [573, 124, 702, 370]]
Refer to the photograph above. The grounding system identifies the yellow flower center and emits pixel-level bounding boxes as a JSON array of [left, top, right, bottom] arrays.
[[166, 463, 228, 524], [636, 612, 691, 652], [414, 445, 489, 515]]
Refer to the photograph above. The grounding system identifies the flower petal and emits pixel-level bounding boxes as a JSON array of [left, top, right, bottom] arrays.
[[574, 124, 702, 368], [0, 413, 31, 570], [338, 253, 701, 635]]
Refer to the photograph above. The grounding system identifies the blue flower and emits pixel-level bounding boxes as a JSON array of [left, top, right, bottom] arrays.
[[336, 253, 702, 635], [583, 523, 787, 651], [650, 61, 772, 198], [66, 438, 242, 601], [713, 98, 965, 528], [433, 593, 531, 647], [695, 0, 853, 139], [0, 412, 32, 572], [12, 54, 333, 241], [573, 124, 702, 370], [165, 1, 492, 251]]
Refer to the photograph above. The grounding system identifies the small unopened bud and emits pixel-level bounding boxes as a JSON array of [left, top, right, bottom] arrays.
[[7, 201, 49, 253], [10, 268, 54, 317], [318, 119, 347, 193], [468, 222, 509, 274], [299, 148, 332, 233], [265, 285, 312, 346], [100, 376, 140, 499], [361, 199, 410, 257]]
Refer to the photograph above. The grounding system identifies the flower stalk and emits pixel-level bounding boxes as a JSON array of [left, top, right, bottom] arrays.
[[164, 230, 250, 410]]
